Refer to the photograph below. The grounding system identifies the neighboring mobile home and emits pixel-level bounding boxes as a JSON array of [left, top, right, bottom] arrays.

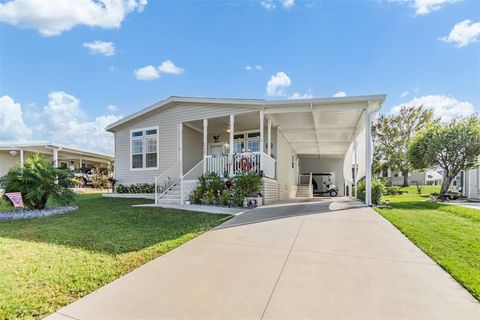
[[106, 95, 385, 206], [0, 143, 112, 178]]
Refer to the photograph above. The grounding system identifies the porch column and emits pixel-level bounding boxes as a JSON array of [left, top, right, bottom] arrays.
[[203, 119, 208, 174], [267, 119, 272, 156], [53, 148, 58, 168], [79, 158, 82, 169], [259, 110, 264, 171], [20, 149, 24, 167], [178, 122, 184, 204], [229, 115, 234, 176], [354, 139, 358, 199], [365, 109, 372, 206]]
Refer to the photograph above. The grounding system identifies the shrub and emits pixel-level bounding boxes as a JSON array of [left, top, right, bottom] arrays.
[[232, 172, 261, 197], [385, 186, 402, 195], [192, 172, 226, 205], [116, 183, 154, 193], [0, 153, 76, 209], [219, 190, 231, 206], [191, 172, 261, 207], [92, 171, 110, 189], [356, 178, 385, 205]]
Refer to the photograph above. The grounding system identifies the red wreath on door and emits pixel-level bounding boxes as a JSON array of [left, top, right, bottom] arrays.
[[240, 157, 252, 171]]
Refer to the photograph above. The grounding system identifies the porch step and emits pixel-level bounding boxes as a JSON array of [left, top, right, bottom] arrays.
[[157, 179, 199, 202], [296, 186, 311, 197]]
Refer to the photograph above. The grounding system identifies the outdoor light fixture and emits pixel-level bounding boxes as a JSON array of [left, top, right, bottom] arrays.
[[9, 150, 17, 157]]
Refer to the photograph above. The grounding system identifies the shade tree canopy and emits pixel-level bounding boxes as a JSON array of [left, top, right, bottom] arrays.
[[408, 116, 480, 198]]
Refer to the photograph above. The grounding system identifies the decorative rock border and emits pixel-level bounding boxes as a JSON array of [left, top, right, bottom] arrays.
[[0, 206, 78, 221]]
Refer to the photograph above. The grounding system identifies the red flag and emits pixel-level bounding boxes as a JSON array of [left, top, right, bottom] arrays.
[[5, 192, 24, 208]]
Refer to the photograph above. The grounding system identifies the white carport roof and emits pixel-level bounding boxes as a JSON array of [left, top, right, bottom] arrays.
[[264, 95, 385, 157]]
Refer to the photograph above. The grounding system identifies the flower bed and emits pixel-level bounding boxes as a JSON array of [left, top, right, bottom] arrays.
[[0, 206, 78, 221]]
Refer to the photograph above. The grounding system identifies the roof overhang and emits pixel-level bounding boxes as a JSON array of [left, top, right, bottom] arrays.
[[0, 142, 113, 161], [105, 94, 385, 132]]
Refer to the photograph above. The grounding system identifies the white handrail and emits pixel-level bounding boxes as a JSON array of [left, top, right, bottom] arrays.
[[154, 161, 181, 204], [183, 159, 204, 180]]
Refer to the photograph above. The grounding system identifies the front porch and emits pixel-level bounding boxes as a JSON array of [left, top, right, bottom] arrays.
[[185, 111, 277, 180]]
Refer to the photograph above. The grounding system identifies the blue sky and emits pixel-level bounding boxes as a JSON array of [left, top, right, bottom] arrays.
[[0, 0, 479, 153]]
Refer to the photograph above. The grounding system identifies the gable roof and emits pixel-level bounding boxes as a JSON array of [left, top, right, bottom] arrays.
[[105, 95, 386, 132]]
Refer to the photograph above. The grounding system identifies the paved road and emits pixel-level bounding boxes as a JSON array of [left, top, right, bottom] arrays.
[[47, 197, 480, 320]]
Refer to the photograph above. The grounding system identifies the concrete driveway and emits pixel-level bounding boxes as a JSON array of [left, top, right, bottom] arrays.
[[47, 198, 480, 320]]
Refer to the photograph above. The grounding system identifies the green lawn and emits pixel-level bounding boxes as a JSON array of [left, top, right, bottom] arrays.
[[375, 186, 480, 301], [0, 194, 231, 319]]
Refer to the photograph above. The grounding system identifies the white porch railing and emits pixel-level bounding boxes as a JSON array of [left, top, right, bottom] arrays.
[[154, 161, 180, 204], [205, 152, 276, 179], [298, 173, 313, 198], [261, 153, 276, 179]]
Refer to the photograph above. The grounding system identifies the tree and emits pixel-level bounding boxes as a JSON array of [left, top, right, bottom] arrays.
[[0, 153, 76, 209], [408, 116, 480, 199], [372, 106, 437, 187]]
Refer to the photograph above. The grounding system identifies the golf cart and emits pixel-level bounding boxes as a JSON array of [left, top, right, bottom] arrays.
[[311, 172, 338, 197]]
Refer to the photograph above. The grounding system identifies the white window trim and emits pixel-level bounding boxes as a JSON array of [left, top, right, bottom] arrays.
[[130, 126, 159, 171], [233, 129, 260, 153]]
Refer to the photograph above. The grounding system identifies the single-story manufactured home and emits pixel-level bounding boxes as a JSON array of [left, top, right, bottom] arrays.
[[106, 95, 386, 206], [0, 143, 113, 178]]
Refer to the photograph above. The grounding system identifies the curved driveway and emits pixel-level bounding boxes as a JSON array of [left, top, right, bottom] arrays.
[[48, 198, 480, 320]]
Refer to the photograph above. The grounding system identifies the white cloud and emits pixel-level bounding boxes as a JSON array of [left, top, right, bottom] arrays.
[[439, 19, 480, 47], [281, 0, 295, 8], [266, 71, 291, 96], [0, 0, 147, 36], [107, 105, 118, 112], [261, 0, 276, 10], [261, 0, 295, 10], [401, 90, 410, 97], [288, 91, 314, 100], [0, 96, 30, 141], [134, 60, 184, 80], [413, 0, 458, 15], [158, 60, 184, 74], [83, 40, 115, 56], [246, 65, 262, 71], [109, 65, 116, 72], [333, 91, 347, 97], [0, 92, 122, 154], [391, 94, 475, 122], [134, 65, 159, 80]]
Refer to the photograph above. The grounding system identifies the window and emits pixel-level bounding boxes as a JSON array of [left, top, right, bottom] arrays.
[[234, 131, 260, 153], [131, 127, 158, 170]]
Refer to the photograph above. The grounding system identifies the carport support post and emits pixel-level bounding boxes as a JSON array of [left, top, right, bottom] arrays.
[[179, 123, 184, 204], [203, 119, 208, 174], [229, 115, 234, 176], [53, 148, 58, 168], [259, 110, 264, 171], [365, 109, 372, 206], [20, 149, 24, 167], [354, 139, 358, 199], [267, 119, 272, 156]]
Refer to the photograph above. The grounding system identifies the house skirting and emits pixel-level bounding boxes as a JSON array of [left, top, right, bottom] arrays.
[[262, 177, 298, 204]]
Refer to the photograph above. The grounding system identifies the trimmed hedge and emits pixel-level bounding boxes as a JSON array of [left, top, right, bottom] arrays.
[[116, 183, 154, 194]]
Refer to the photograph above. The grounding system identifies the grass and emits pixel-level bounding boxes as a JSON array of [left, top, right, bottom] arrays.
[[0, 197, 13, 211], [375, 185, 480, 301], [0, 194, 231, 319]]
